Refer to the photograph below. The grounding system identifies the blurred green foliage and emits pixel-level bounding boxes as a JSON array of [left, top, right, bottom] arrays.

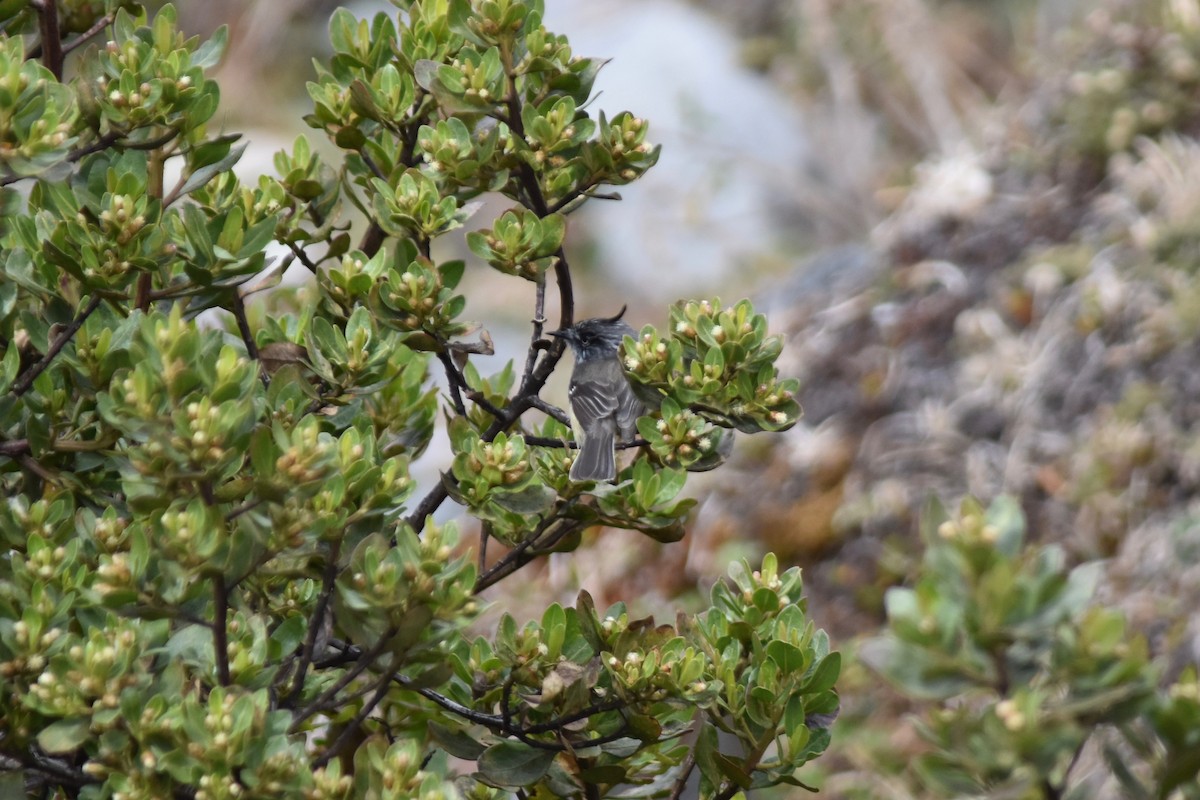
[[850, 497, 1200, 799], [0, 1, 823, 798]]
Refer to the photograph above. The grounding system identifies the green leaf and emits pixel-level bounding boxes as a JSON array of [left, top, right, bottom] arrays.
[[476, 740, 557, 787], [37, 718, 89, 754], [714, 753, 753, 789], [801, 652, 841, 694], [767, 640, 807, 675], [429, 721, 487, 760], [269, 614, 307, 657], [0, 341, 18, 393], [176, 142, 247, 200]]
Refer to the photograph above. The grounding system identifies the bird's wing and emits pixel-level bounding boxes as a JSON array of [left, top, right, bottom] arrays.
[[568, 377, 619, 424], [615, 380, 643, 439]]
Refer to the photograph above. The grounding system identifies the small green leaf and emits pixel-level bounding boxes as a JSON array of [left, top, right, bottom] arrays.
[[476, 740, 557, 787], [801, 652, 841, 694], [37, 718, 89, 754], [429, 721, 486, 760]]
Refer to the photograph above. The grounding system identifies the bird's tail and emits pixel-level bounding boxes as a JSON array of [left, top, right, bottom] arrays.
[[571, 430, 616, 481]]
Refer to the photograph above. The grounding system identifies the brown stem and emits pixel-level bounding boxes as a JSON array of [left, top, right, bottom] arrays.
[[474, 516, 585, 593], [285, 539, 341, 709], [312, 670, 393, 769], [289, 627, 397, 731], [668, 749, 697, 800], [62, 12, 114, 55], [31, 0, 64, 80], [9, 295, 103, 397], [213, 573, 231, 686]]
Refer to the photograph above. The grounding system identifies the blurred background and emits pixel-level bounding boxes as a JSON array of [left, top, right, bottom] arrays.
[[172, 0, 1200, 794]]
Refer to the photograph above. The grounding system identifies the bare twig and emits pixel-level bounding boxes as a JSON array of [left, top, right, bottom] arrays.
[[229, 290, 267, 388], [62, 12, 114, 55], [479, 521, 491, 575], [528, 396, 571, 426], [436, 350, 468, 416], [0, 438, 31, 457], [9, 295, 103, 397], [474, 515, 586, 593], [290, 626, 398, 731], [31, 0, 64, 80], [668, 735, 698, 800], [312, 670, 394, 769], [284, 240, 320, 274], [285, 540, 341, 709], [213, 573, 231, 686]]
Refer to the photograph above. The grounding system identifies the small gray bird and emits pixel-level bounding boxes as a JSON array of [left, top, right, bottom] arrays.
[[549, 307, 643, 481]]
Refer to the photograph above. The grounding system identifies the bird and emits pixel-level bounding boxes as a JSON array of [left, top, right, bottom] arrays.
[[549, 307, 643, 481]]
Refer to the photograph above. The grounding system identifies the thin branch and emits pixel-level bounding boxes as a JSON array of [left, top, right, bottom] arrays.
[[229, 290, 267, 388], [3, 128, 185, 187], [226, 497, 264, 522], [312, 670, 394, 769], [479, 521, 491, 576], [522, 699, 627, 734], [62, 12, 114, 56], [474, 515, 586, 593], [9, 295, 103, 397], [0, 438, 30, 457], [284, 239, 320, 274], [213, 573, 231, 686], [17, 453, 57, 484], [523, 280, 549, 380], [524, 435, 575, 449], [668, 749, 698, 800], [547, 188, 622, 215], [290, 626, 398, 731], [285, 540, 341, 709], [19, 748, 97, 790], [436, 350, 468, 416], [528, 396, 571, 426], [393, 675, 631, 752], [31, 0, 64, 80]]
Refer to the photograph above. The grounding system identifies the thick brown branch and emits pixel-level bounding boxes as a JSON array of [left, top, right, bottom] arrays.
[[31, 0, 64, 80]]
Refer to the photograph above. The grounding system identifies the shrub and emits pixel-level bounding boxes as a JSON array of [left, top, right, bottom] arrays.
[[0, 1, 835, 798]]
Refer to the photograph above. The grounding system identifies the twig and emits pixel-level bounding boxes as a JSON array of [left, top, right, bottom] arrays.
[[226, 498, 264, 522], [285, 540, 341, 709], [31, 0, 63, 80], [394, 674, 630, 751], [474, 516, 585, 593], [17, 453, 57, 484], [284, 240, 320, 274], [357, 220, 386, 257], [62, 12, 114, 55], [9, 295, 103, 397], [479, 521, 491, 575], [312, 670, 394, 769], [436, 351, 468, 416], [668, 746, 698, 800], [0, 438, 30, 457], [229, 290, 267, 388], [290, 627, 398, 731], [523, 280, 549, 379], [213, 573, 231, 686], [22, 748, 97, 789], [528, 396, 571, 426]]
